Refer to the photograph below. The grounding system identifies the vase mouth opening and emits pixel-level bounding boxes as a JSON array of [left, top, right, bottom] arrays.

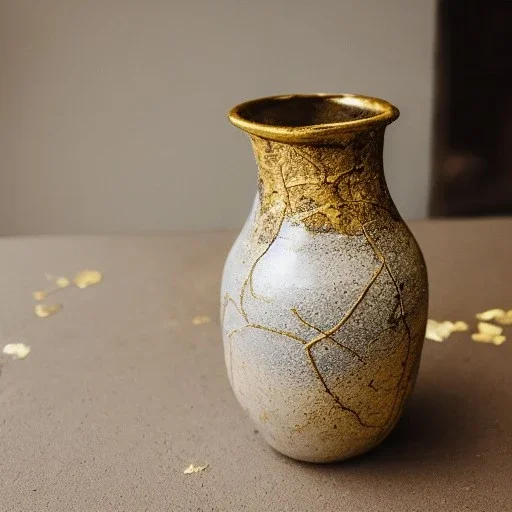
[[228, 94, 399, 143]]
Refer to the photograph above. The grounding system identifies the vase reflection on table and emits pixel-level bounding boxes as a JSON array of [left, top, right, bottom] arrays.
[[220, 94, 428, 463]]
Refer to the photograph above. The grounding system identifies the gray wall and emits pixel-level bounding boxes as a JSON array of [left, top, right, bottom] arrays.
[[0, 0, 436, 235]]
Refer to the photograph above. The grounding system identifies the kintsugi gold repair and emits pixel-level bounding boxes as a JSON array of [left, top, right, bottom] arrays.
[[221, 94, 428, 463]]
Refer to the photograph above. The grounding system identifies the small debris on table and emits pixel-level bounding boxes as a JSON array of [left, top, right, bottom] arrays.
[[34, 303, 61, 318], [33, 276, 70, 301], [183, 463, 209, 474], [73, 270, 103, 289], [3, 343, 31, 360], [471, 322, 506, 346], [192, 315, 211, 326], [425, 319, 468, 342], [56, 276, 70, 288], [476, 308, 512, 325], [476, 308, 505, 321], [33, 290, 47, 301]]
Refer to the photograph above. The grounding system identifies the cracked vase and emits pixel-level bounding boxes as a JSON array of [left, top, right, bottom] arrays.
[[220, 94, 428, 463]]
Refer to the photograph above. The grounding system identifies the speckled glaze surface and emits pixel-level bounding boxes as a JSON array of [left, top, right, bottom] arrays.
[[221, 95, 428, 463]]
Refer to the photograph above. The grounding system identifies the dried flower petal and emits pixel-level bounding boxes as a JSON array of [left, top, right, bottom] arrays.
[[56, 276, 70, 288], [476, 309, 506, 321], [34, 303, 61, 318], [495, 310, 512, 325], [426, 319, 468, 342], [183, 463, 208, 474], [3, 343, 31, 360], [452, 321, 469, 332], [471, 333, 494, 343], [33, 290, 46, 301], [477, 322, 503, 336], [74, 270, 102, 289], [192, 315, 211, 326], [492, 335, 506, 346]]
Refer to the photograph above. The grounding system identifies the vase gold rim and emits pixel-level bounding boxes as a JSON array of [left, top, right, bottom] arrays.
[[228, 93, 400, 143]]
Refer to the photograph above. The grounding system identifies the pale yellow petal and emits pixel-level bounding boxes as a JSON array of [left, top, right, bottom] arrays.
[[492, 335, 506, 346], [495, 310, 512, 325], [476, 309, 506, 321], [183, 463, 208, 474], [74, 270, 102, 289], [192, 315, 211, 326], [471, 333, 494, 343], [56, 276, 70, 288], [477, 322, 503, 336], [452, 321, 469, 332], [34, 303, 61, 318], [3, 343, 31, 360], [33, 290, 46, 301]]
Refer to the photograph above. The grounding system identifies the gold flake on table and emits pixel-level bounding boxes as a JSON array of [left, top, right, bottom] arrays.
[[56, 276, 70, 288], [33, 290, 47, 301], [452, 321, 469, 332], [3, 343, 31, 360], [471, 321, 506, 346], [492, 335, 506, 346], [183, 463, 209, 474], [476, 308, 506, 321], [471, 333, 495, 343], [192, 315, 211, 326], [495, 310, 512, 325], [34, 303, 61, 318], [73, 270, 102, 289], [477, 322, 503, 336], [425, 319, 468, 342]]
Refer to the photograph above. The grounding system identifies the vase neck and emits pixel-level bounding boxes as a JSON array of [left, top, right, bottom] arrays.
[[250, 128, 400, 236]]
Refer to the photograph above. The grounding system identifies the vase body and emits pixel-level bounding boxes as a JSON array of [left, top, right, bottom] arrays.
[[221, 95, 428, 462]]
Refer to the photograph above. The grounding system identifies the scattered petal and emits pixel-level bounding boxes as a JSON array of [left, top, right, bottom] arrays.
[[495, 310, 512, 325], [3, 343, 31, 360], [33, 290, 46, 301], [56, 276, 70, 288], [452, 321, 469, 332], [34, 303, 61, 318], [425, 320, 444, 342], [192, 315, 211, 326], [74, 270, 102, 289], [426, 319, 468, 342], [183, 463, 208, 474], [471, 333, 495, 343], [476, 309, 506, 321], [492, 335, 506, 346], [477, 322, 503, 336]]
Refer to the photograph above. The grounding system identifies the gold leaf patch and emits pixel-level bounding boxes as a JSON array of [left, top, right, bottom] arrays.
[[74, 270, 102, 289], [34, 303, 61, 318], [3, 343, 31, 360]]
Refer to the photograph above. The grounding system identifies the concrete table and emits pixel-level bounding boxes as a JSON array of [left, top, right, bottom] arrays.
[[1, 219, 511, 511]]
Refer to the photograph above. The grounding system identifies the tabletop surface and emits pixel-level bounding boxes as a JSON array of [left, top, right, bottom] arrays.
[[0, 218, 511, 512]]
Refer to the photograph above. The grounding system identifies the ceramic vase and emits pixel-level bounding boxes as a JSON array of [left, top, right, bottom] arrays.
[[220, 94, 428, 463]]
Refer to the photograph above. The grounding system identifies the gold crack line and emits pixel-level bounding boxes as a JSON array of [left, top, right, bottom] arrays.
[[360, 223, 412, 429], [291, 204, 333, 223], [286, 180, 324, 189], [304, 258, 385, 348], [239, 205, 285, 307], [364, 321, 401, 359], [339, 199, 396, 218], [227, 323, 307, 345], [291, 308, 366, 364], [292, 146, 329, 184], [305, 344, 377, 429], [292, 252, 385, 429], [221, 293, 248, 324]]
